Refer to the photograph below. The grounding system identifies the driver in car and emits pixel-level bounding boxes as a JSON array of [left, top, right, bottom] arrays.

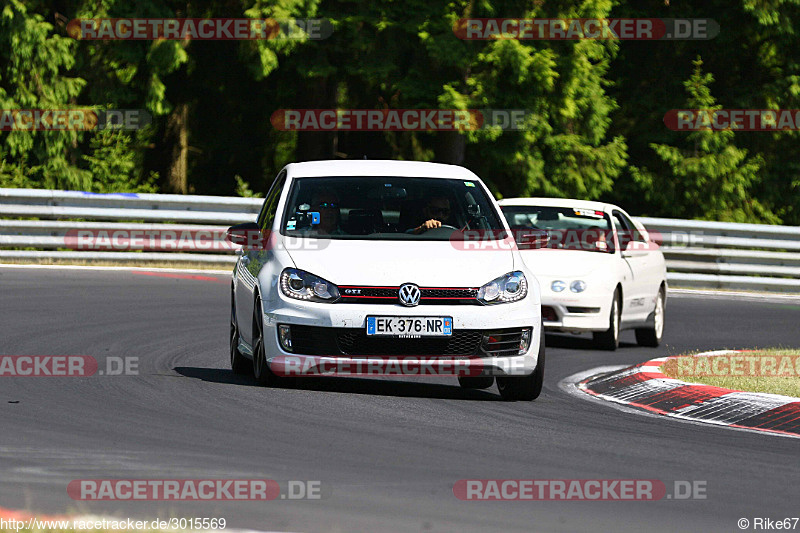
[[310, 189, 345, 236], [409, 195, 453, 234]]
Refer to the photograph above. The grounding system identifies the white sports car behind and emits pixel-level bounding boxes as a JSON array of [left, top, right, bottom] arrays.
[[499, 198, 667, 350]]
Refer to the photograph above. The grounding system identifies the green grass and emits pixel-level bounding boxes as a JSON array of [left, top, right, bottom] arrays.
[[660, 349, 800, 398]]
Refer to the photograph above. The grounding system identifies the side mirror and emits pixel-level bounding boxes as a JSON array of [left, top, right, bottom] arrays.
[[622, 239, 648, 257], [515, 229, 549, 250], [226, 222, 261, 247]]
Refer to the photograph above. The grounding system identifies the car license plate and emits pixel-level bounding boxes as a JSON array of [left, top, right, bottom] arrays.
[[366, 316, 452, 337]]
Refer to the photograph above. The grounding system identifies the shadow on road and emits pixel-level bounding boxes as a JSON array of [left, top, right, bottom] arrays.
[[544, 333, 638, 350], [173, 366, 504, 401]]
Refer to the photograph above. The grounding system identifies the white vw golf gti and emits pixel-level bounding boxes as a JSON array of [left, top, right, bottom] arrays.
[[228, 160, 544, 400], [499, 198, 667, 350]]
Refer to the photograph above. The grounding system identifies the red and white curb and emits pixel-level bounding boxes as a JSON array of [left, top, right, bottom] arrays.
[[576, 350, 800, 438]]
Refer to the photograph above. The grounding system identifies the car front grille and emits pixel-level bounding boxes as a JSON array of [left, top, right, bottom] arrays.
[[336, 329, 483, 356], [566, 306, 601, 314], [287, 325, 530, 357], [482, 329, 528, 357], [338, 286, 479, 305]]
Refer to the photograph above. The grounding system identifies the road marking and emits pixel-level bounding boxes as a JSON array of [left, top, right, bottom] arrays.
[[131, 271, 228, 282], [0, 263, 231, 275]]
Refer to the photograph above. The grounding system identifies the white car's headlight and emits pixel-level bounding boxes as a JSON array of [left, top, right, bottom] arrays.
[[280, 268, 340, 303], [477, 271, 528, 305], [551, 280, 566, 292], [570, 280, 587, 293]]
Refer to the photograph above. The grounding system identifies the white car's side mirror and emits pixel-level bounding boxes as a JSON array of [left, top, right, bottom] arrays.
[[622, 239, 648, 257]]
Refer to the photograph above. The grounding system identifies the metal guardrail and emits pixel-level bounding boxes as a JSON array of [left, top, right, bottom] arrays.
[[1, 188, 798, 293], [0, 188, 260, 224], [637, 217, 800, 292]]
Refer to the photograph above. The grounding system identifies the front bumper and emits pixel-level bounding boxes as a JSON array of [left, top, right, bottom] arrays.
[[540, 292, 611, 332], [262, 299, 541, 376], [267, 353, 537, 377]]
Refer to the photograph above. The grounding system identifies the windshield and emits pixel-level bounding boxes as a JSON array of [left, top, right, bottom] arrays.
[[281, 176, 505, 240], [501, 205, 614, 253]]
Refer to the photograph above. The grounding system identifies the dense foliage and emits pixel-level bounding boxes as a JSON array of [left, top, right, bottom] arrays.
[[2, 0, 798, 223]]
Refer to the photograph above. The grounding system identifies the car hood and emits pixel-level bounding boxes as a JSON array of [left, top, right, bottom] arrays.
[[283, 238, 515, 287], [518, 249, 615, 278]]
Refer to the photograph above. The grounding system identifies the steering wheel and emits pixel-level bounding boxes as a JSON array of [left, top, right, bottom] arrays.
[[421, 224, 460, 236]]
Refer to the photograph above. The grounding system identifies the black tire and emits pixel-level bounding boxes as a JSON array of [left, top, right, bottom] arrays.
[[458, 376, 494, 389], [252, 295, 279, 386], [496, 325, 545, 401], [635, 287, 665, 347], [593, 290, 621, 351], [230, 294, 250, 375]]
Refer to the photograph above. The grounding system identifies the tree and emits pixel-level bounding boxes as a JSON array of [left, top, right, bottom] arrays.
[[0, 0, 89, 190], [630, 58, 777, 222]]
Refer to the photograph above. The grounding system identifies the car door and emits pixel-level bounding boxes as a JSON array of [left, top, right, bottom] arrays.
[[612, 209, 653, 322], [235, 170, 287, 346]]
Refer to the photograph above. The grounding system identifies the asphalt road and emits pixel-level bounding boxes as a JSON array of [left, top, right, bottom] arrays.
[[1, 266, 799, 532]]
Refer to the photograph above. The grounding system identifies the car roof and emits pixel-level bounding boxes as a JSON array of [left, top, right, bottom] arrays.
[[284, 160, 480, 180], [498, 197, 616, 213]]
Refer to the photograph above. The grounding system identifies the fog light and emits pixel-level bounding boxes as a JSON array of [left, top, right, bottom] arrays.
[[551, 280, 566, 292], [519, 328, 531, 354], [278, 325, 293, 352]]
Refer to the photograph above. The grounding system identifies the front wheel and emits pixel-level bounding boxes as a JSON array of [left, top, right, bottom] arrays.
[[635, 287, 665, 347], [496, 326, 545, 401], [252, 296, 279, 386], [593, 290, 620, 351]]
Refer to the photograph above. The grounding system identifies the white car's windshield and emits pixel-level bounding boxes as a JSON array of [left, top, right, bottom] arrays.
[[501, 205, 614, 253], [281, 176, 505, 240]]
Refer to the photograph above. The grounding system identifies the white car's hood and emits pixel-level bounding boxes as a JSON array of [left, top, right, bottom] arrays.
[[518, 249, 614, 278], [284, 238, 515, 287]]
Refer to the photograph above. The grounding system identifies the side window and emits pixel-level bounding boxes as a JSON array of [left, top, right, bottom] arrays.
[[612, 211, 630, 251], [257, 170, 287, 232], [616, 210, 646, 242], [611, 213, 626, 233]]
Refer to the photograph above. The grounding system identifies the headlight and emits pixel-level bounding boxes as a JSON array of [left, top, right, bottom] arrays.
[[279, 268, 340, 303], [551, 280, 566, 292], [477, 271, 528, 305], [570, 280, 587, 293]]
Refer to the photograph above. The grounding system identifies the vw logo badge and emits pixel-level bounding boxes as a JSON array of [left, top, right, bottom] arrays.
[[398, 283, 421, 307]]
